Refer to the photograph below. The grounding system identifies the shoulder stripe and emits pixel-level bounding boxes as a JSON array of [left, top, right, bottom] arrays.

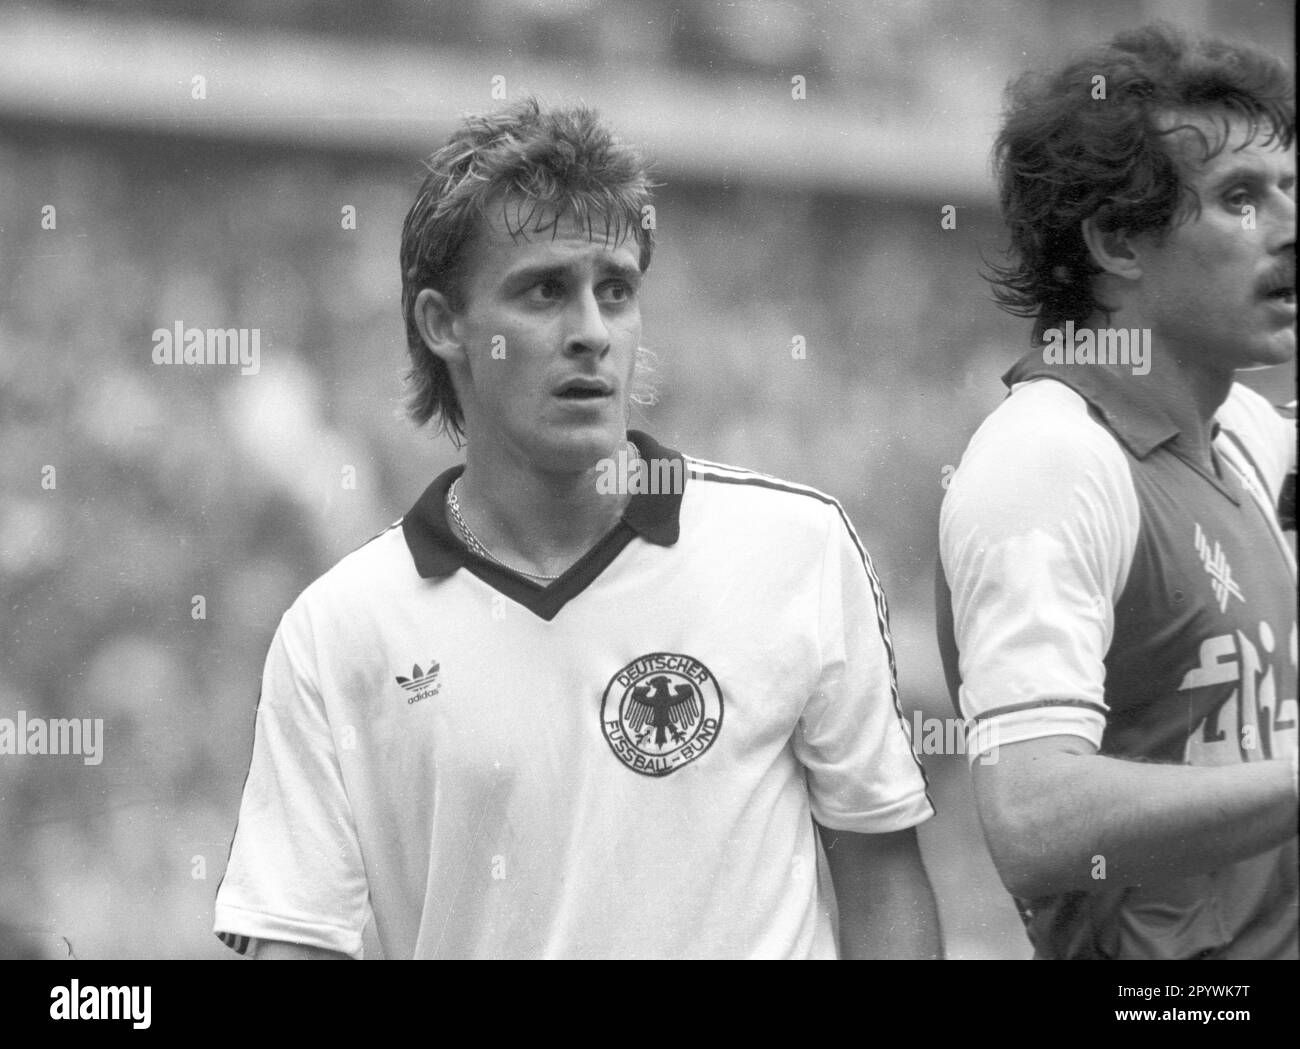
[[1217, 430, 1297, 571], [1218, 427, 1273, 503], [686, 458, 789, 484], [827, 501, 933, 800], [686, 461, 931, 796], [683, 464, 874, 577], [686, 461, 842, 505]]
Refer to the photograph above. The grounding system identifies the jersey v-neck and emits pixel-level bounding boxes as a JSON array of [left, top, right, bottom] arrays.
[[400, 430, 685, 620]]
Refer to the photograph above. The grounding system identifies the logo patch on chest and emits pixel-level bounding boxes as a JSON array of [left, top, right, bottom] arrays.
[[1194, 522, 1244, 614], [395, 660, 441, 704], [601, 653, 723, 777]]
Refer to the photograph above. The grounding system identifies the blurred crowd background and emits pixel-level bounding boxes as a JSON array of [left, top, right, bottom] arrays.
[[1, 0, 1294, 959]]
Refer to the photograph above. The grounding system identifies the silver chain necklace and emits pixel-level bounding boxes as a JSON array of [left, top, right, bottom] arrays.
[[446, 444, 641, 583], [447, 478, 563, 582]]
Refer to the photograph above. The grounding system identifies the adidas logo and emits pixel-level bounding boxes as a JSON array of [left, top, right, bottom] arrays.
[[395, 660, 441, 704]]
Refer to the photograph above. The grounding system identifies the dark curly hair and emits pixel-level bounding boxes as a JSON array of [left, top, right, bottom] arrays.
[[987, 23, 1294, 339], [400, 97, 656, 440]]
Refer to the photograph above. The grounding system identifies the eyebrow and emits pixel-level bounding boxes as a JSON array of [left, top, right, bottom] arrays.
[[502, 258, 643, 290], [601, 259, 644, 284], [1208, 162, 1296, 192]]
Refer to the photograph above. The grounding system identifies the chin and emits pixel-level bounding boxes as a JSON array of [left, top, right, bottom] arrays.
[[1247, 335, 1296, 369], [1218, 323, 1294, 372], [531, 427, 625, 474]]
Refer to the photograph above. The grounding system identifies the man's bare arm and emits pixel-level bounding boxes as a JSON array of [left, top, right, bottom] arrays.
[[973, 735, 1298, 898], [816, 824, 942, 960], [254, 940, 350, 960]]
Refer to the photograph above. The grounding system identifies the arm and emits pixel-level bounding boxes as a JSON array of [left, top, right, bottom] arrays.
[[973, 735, 1298, 897], [256, 940, 351, 961], [793, 503, 936, 957], [817, 824, 942, 960]]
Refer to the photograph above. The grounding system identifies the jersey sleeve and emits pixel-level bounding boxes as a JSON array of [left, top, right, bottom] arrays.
[[213, 600, 369, 958], [792, 504, 934, 833], [939, 381, 1139, 760], [1215, 382, 1297, 522]]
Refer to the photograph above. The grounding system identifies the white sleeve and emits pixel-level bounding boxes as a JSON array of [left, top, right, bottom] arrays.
[[939, 381, 1140, 761], [792, 504, 934, 832], [214, 603, 369, 958], [1215, 381, 1296, 502]]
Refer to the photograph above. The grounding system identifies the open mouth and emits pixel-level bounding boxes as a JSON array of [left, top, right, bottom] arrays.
[[1263, 271, 1296, 304], [555, 380, 613, 400]]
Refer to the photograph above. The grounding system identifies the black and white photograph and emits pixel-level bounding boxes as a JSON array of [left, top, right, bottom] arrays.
[[0, 0, 1294, 1021]]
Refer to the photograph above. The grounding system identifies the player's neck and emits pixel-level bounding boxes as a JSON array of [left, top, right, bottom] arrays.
[[1145, 364, 1229, 470], [1093, 314, 1232, 471], [453, 441, 632, 575]]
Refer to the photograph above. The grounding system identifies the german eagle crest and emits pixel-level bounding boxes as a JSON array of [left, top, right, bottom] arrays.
[[601, 652, 723, 776]]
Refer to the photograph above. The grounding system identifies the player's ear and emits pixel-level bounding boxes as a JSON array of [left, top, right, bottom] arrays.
[[413, 288, 467, 367], [1081, 218, 1143, 281]]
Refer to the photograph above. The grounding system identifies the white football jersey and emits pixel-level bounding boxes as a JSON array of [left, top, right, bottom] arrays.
[[215, 431, 933, 959]]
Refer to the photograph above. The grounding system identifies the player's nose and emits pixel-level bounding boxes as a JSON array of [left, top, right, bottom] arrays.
[[562, 285, 611, 358]]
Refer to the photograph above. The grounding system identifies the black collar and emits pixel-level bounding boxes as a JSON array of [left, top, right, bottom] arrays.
[[400, 430, 685, 620]]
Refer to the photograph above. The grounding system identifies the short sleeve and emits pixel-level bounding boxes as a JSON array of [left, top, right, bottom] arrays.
[[213, 603, 369, 958], [792, 504, 934, 833], [1215, 382, 1296, 510], [939, 381, 1139, 760]]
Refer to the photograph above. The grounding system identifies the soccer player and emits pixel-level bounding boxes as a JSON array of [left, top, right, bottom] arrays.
[[214, 98, 939, 959], [938, 25, 1297, 960]]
